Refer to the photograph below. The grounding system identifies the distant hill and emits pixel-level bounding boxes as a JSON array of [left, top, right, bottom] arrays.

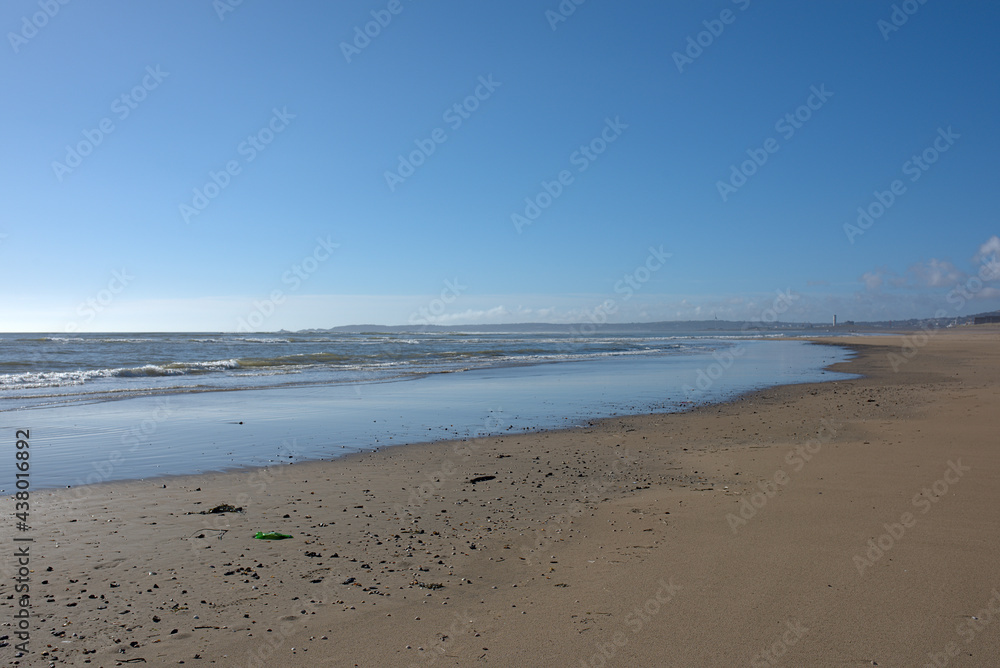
[[296, 320, 798, 335], [285, 311, 1000, 335], [289, 319, 958, 335]]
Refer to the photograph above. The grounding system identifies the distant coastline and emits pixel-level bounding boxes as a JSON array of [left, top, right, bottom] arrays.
[[287, 312, 999, 335]]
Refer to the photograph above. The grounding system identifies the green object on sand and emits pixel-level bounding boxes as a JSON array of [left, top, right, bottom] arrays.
[[254, 531, 292, 540]]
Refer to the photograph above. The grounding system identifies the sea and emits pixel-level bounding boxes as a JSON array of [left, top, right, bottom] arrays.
[[0, 331, 856, 491]]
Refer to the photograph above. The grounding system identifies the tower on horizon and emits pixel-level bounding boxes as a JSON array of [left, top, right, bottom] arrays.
[[833, 314, 837, 326]]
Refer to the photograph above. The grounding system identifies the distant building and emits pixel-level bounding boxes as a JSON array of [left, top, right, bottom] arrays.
[[833, 315, 837, 326], [974, 315, 1000, 324]]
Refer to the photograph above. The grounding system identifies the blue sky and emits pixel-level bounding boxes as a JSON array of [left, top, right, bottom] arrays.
[[1, 0, 998, 332]]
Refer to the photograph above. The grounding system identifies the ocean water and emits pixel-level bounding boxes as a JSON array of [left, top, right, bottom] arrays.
[[0, 331, 855, 490], [0, 332, 722, 411]]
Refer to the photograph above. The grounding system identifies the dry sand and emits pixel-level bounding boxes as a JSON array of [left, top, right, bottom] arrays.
[[5, 327, 1000, 667]]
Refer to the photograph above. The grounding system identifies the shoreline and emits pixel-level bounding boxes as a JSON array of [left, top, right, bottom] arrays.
[[11, 327, 1000, 666], [7, 337, 853, 492]]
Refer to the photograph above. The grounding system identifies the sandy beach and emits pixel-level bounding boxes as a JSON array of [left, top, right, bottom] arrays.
[[8, 327, 1000, 667]]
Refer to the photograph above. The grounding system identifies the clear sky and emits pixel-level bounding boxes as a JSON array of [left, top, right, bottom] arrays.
[[2, 0, 998, 332]]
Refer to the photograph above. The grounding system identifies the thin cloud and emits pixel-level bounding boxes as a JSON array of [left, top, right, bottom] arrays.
[[908, 258, 964, 288], [861, 270, 884, 291], [974, 235, 1000, 263]]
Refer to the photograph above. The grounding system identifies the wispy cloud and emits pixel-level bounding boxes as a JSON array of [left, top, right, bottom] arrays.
[[908, 258, 964, 288], [8, 236, 1000, 332], [850, 236, 1000, 318], [861, 270, 885, 291], [859, 266, 906, 292], [974, 235, 1000, 263], [860, 236, 1000, 293]]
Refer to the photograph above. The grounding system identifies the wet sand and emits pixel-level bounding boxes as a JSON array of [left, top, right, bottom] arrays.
[[9, 327, 1000, 666]]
